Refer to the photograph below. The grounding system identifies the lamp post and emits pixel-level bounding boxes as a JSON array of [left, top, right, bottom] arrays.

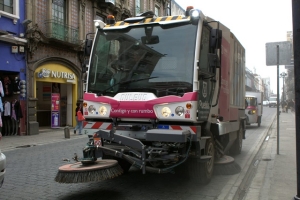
[[280, 72, 287, 102]]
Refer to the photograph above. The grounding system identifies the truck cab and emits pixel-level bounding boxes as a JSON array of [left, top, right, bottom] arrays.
[[269, 96, 277, 107]]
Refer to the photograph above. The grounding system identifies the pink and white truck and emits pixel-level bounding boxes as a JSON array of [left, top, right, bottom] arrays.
[[80, 6, 246, 184], [245, 91, 263, 127]]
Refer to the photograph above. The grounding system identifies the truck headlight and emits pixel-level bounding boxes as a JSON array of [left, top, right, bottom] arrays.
[[189, 9, 201, 25], [99, 106, 107, 116], [88, 105, 96, 114], [248, 110, 256, 115], [161, 107, 171, 118], [175, 106, 184, 116]]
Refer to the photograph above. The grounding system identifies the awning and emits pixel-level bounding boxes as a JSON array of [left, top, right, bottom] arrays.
[[0, 34, 27, 45]]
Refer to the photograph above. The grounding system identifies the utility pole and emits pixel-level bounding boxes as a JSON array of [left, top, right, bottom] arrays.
[[280, 72, 287, 102], [293, 0, 300, 199]]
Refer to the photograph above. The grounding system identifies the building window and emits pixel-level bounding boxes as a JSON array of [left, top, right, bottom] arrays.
[[95, 14, 104, 22], [0, 0, 13, 14], [51, 0, 66, 40], [52, 0, 65, 24], [155, 5, 159, 16], [0, 0, 19, 24], [135, 0, 140, 15]]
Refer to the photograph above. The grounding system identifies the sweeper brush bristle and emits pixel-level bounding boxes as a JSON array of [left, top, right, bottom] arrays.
[[213, 155, 241, 175], [55, 159, 124, 183]]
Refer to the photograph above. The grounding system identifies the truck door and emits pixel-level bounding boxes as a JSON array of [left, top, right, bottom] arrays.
[[197, 26, 215, 121]]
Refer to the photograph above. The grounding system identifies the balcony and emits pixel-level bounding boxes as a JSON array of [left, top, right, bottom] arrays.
[[44, 19, 79, 45]]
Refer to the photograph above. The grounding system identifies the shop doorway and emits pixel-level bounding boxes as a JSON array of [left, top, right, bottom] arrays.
[[36, 81, 73, 128]]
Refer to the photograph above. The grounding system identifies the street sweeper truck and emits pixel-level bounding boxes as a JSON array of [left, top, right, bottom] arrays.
[[245, 91, 263, 127], [55, 6, 246, 185]]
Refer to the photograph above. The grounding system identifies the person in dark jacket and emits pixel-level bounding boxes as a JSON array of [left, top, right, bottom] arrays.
[[281, 101, 287, 112], [11, 99, 23, 135]]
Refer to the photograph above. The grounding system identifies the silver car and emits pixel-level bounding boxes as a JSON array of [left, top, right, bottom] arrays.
[[0, 148, 6, 188]]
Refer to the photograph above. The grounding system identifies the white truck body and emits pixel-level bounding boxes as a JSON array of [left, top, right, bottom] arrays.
[[245, 91, 263, 126]]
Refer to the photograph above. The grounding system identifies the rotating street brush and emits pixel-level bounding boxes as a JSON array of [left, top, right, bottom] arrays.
[[213, 155, 241, 175], [55, 159, 123, 183]]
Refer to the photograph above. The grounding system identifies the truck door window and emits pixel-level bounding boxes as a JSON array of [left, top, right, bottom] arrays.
[[198, 27, 210, 72]]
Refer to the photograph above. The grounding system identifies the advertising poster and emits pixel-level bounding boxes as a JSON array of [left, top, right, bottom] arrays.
[[51, 93, 60, 111], [51, 93, 60, 128], [51, 112, 60, 128]]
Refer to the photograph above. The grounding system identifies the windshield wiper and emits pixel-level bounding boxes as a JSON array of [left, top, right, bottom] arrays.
[[99, 76, 158, 96]]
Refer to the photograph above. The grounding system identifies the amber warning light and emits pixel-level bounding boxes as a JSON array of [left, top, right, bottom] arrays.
[[107, 15, 115, 25]]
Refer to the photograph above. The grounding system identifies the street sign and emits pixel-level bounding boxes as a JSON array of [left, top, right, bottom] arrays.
[[266, 41, 292, 66]]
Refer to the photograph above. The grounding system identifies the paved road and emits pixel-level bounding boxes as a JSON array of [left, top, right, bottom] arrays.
[[0, 108, 276, 200]]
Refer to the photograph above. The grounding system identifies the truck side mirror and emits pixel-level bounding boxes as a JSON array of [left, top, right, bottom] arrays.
[[82, 59, 89, 73], [85, 39, 93, 56], [208, 53, 220, 69], [210, 29, 222, 50]]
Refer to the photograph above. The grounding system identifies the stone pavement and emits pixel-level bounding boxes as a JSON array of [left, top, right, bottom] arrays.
[[244, 111, 298, 200], [0, 127, 86, 152]]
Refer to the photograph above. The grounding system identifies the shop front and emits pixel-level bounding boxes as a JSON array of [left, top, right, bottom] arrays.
[[34, 63, 78, 128], [0, 35, 27, 136]]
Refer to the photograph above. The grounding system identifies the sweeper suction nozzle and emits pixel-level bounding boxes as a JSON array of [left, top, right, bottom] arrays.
[[55, 159, 123, 183]]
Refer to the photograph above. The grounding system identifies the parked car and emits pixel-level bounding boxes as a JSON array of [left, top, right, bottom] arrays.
[[0, 148, 6, 188], [263, 100, 269, 106]]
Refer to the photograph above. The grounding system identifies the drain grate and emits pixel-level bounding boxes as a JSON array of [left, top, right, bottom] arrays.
[[16, 145, 36, 148], [262, 158, 272, 161]]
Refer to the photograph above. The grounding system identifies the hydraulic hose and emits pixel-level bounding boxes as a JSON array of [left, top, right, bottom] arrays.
[[99, 136, 192, 174]]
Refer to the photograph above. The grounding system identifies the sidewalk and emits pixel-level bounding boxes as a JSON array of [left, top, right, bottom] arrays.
[[0, 127, 86, 152], [244, 111, 297, 200]]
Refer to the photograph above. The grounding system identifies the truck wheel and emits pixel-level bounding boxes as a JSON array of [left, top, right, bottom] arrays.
[[199, 138, 215, 184], [231, 126, 243, 155], [257, 116, 261, 127], [103, 155, 132, 173], [182, 138, 215, 185]]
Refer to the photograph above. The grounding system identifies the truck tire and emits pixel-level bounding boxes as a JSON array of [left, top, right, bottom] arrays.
[[199, 138, 215, 184], [182, 138, 215, 185], [103, 154, 132, 173], [231, 125, 243, 155]]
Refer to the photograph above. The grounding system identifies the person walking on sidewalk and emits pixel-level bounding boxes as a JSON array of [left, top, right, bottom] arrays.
[[74, 102, 83, 135]]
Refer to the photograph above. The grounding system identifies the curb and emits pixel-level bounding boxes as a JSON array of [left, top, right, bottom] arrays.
[[1, 132, 87, 153]]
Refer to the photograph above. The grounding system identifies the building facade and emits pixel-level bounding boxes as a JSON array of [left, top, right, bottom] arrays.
[[285, 31, 294, 101], [0, 0, 27, 135]]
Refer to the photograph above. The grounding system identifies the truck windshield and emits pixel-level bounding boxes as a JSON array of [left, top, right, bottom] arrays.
[[87, 23, 197, 97], [245, 97, 257, 107], [269, 97, 277, 101]]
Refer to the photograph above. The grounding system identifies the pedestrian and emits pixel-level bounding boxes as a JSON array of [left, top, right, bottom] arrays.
[[74, 102, 83, 135], [288, 99, 294, 112], [286, 100, 289, 113], [290, 99, 295, 112], [281, 101, 287, 112]]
